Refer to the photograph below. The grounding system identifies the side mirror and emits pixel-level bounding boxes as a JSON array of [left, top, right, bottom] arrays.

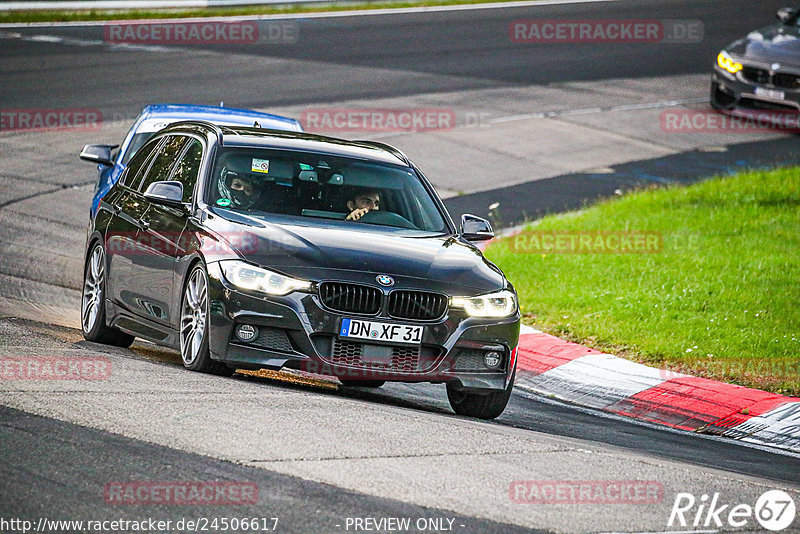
[[143, 181, 184, 208], [80, 144, 116, 167], [776, 7, 797, 24], [460, 214, 494, 242]]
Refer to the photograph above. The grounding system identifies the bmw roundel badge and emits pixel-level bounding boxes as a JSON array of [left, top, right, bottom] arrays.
[[376, 275, 394, 286]]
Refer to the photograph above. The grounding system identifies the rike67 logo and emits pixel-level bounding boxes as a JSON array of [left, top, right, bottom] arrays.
[[669, 489, 796, 531]]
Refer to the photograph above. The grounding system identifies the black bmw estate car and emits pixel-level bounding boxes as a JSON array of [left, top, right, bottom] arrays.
[[81, 121, 520, 419]]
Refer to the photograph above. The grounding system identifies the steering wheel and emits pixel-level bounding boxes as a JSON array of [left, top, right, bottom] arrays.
[[358, 210, 417, 229]]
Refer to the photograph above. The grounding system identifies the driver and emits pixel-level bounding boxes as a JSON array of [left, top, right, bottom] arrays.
[[345, 189, 380, 221], [217, 169, 259, 210]]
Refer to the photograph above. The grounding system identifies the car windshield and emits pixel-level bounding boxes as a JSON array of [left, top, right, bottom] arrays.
[[206, 147, 449, 233]]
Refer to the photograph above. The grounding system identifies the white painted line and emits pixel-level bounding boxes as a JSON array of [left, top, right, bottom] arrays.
[[0, 29, 182, 51], [1, 0, 318, 9], [0, 0, 618, 25], [519, 353, 668, 409], [726, 401, 800, 453]]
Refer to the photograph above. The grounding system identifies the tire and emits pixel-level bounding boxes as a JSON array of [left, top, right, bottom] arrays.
[[180, 263, 235, 377], [446, 370, 515, 420], [81, 242, 135, 348], [340, 380, 386, 388]]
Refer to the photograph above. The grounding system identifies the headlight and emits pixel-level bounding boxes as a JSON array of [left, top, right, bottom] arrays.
[[717, 50, 742, 75], [220, 260, 311, 296], [451, 289, 517, 318]]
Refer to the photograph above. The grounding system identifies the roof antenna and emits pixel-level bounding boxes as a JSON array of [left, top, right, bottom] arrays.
[[219, 101, 224, 107], [254, 121, 261, 128]]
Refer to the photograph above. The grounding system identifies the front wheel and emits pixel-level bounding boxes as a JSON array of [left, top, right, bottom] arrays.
[[446, 371, 515, 420], [81, 242, 135, 347], [180, 264, 235, 377]]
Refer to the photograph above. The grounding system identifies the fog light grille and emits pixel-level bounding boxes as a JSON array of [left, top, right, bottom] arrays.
[[232, 326, 293, 353], [453, 350, 486, 371], [453, 349, 505, 371]]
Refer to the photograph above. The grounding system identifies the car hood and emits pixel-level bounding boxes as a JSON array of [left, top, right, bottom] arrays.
[[204, 211, 506, 294], [727, 22, 800, 69]]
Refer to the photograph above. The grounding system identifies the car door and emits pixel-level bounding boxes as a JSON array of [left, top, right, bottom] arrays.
[[130, 135, 202, 328], [105, 136, 165, 313]]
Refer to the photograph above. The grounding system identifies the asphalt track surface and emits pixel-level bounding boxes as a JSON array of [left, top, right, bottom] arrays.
[[2, 0, 800, 532], [0, 404, 538, 534], [0, 0, 791, 115]]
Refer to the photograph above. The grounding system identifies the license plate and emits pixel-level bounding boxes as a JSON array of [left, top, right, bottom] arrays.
[[755, 87, 785, 101], [339, 318, 422, 345]]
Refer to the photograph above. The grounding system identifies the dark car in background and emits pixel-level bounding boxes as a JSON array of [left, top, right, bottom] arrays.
[[80, 121, 520, 419], [711, 6, 800, 117]]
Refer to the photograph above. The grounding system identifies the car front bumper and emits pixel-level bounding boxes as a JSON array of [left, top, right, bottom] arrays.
[[711, 66, 800, 115], [205, 262, 521, 391]]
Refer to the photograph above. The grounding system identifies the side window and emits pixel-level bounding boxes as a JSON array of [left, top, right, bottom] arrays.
[[171, 139, 203, 203], [137, 135, 189, 194], [119, 137, 162, 189]]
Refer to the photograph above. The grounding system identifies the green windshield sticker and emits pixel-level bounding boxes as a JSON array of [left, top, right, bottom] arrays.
[[299, 163, 313, 171], [216, 198, 231, 207]]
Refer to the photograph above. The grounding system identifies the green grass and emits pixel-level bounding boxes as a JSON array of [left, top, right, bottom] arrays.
[[485, 167, 800, 395], [0, 0, 532, 23]]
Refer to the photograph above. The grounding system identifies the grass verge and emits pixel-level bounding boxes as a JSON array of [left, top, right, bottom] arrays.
[[485, 166, 800, 395], [0, 0, 532, 24]]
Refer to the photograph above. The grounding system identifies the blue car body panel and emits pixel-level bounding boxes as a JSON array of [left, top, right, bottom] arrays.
[[90, 104, 303, 216]]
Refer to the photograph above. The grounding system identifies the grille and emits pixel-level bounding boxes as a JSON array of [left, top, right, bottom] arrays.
[[742, 67, 769, 84], [230, 326, 294, 353], [332, 338, 364, 365], [331, 339, 420, 371], [388, 291, 448, 321], [773, 73, 800, 89], [319, 282, 381, 315], [739, 97, 798, 112], [453, 349, 487, 371], [244, 327, 294, 353]]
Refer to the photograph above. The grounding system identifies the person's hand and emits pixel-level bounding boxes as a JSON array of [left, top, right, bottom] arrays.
[[346, 208, 370, 221]]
